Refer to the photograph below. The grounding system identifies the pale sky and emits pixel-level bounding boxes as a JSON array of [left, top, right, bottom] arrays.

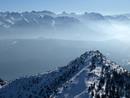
[[0, 0, 130, 15]]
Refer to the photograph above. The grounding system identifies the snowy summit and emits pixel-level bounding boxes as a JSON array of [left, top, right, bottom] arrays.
[[0, 50, 130, 98]]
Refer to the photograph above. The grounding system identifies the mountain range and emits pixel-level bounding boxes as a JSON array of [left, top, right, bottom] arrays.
[[0, 50, 130, 98], [0, 11, 130, 34]]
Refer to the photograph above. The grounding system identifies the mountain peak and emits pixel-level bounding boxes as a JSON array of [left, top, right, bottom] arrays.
[[81, 50, 101, 56], [0, 50, 130, 98]]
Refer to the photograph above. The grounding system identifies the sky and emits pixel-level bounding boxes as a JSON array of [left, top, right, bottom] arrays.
[[0, 0, 130, 15]]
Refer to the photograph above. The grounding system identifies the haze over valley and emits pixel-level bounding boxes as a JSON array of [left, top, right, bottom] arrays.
[[0, 11, 130, 80]]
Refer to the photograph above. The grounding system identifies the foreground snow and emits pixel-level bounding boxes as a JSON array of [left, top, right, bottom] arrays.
[[0, 50, 130, 98]]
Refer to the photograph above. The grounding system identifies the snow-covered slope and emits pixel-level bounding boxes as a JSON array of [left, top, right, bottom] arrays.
[[0, 78, 6, 89], [0, 50, 130, 98]]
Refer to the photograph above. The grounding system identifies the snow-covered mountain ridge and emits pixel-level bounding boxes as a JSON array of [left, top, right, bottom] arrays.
[[0, 11, 130, 29], [1, 11, 130, 39], [0, 50, 130, 98]]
